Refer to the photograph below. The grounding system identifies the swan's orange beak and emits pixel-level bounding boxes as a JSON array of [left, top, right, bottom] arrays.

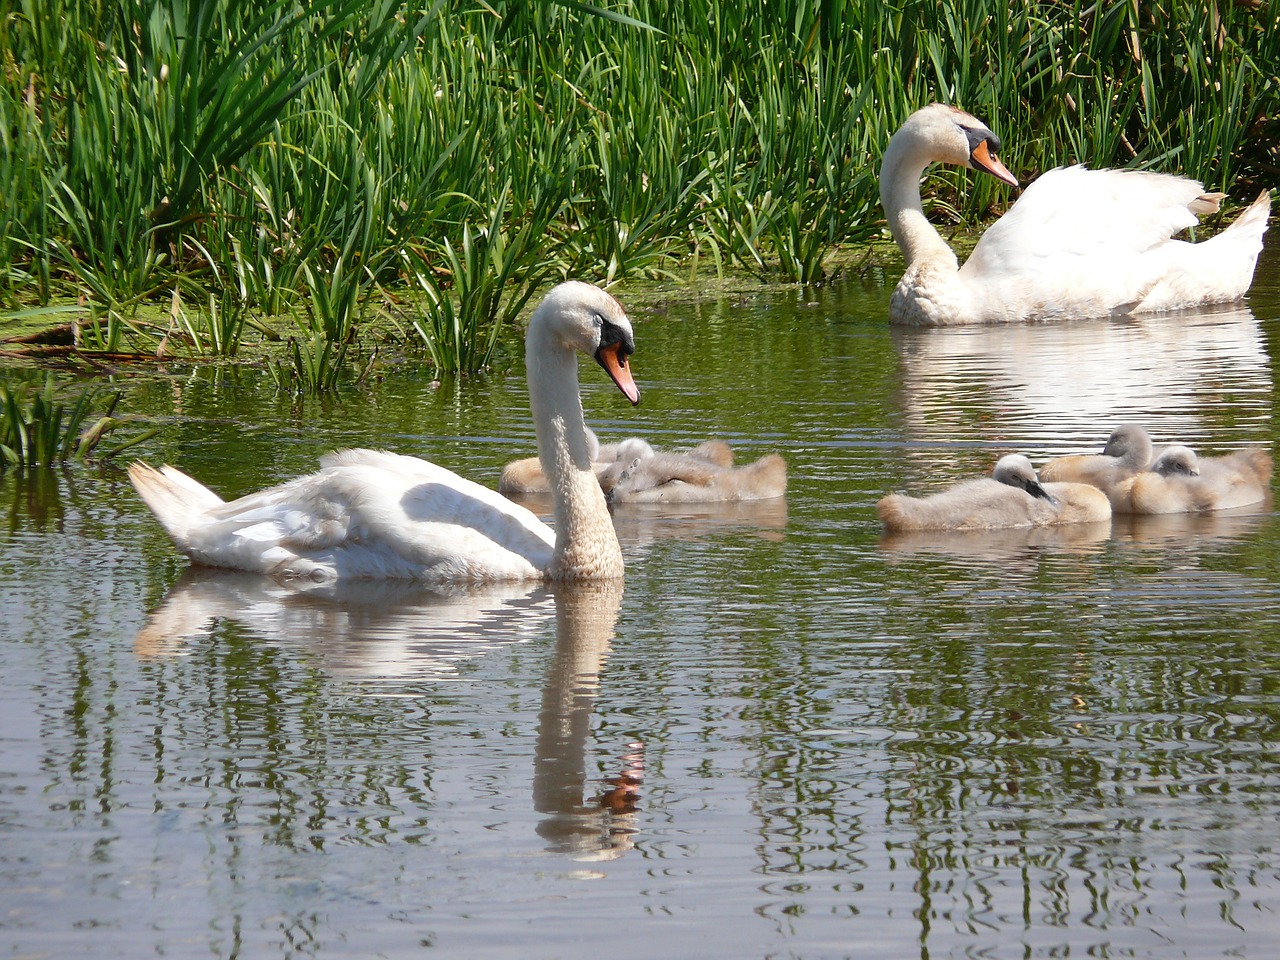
[[597, 342, 640, 406], [970, 139, 1019, 188]]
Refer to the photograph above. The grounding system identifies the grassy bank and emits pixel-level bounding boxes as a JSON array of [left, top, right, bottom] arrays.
[[1, 0, 1276, 382]]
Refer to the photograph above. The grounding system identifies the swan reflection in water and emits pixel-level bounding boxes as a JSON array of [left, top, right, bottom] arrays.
[[880, 519, 1113, 562], [135, 570, 641, 861], [880, 506, 1268, 567], [889, 304, 1273, 470], [1109, 507, 1272, 547], [534, 580, 643, 861], [134, 569, 556, 675]]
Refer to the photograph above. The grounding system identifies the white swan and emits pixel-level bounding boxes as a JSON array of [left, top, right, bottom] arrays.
[[877, 454, 1111, 532], [129, 281, 640, 583], [881, 103, 1271, 325]]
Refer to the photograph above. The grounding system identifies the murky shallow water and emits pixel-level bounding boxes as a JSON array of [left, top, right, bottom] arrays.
[[4, 244, 1280, 958]]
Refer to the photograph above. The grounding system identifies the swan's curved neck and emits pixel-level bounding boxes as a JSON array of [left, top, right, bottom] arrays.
[[879, 134, 959, 270], [526, 323, 624, 580]]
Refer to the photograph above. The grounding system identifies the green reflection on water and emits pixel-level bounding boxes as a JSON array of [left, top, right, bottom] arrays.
[[1, 262, 1279, 957]]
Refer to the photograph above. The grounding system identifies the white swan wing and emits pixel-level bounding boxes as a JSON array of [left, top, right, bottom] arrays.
[[969, 167, 1205, 264], [184, 450, 554, 581], [962, 167, 1227, 316]]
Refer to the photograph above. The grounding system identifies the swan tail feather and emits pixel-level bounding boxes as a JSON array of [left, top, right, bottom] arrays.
[[129, 461, 224, 548], [498, 455, 548, 494], [1222, 190, 1272, 238], [1140, 190, 1271, 309], [1205, 190, 1271, 253], [686, 440, 734, 467], [1231, 447, 1273, 485], [877, 491, 973, 531], [1201, 189, 1271, 298]]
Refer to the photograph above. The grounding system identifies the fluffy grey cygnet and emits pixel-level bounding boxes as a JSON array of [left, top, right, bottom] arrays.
[[877, 454, 1111, 532]]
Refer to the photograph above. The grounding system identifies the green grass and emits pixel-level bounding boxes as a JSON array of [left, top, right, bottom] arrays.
[[0, 373, 159, 468], [0, 0, 1275, 382]]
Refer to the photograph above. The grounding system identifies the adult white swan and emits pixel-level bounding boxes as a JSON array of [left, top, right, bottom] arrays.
[[129, 281, 640, 583], [880, 103, 1271, 325]]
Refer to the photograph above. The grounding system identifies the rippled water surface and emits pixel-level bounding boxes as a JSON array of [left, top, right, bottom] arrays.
[[4, 245, 1280, 958]]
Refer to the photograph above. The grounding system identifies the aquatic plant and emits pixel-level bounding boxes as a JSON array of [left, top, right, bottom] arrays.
[[406, 185, 554, 372], [265, 330, 359, 395], [167, 286, 252, 358], [0, 0, 1273, 363], [0, 375, 158, 469]]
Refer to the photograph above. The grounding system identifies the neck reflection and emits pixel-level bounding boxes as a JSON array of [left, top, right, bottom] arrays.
[[534, 579, 641, 860], [134, 569, 642, 863]]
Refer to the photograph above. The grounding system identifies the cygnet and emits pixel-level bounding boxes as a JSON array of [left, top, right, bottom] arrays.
[[877, 454, 1111, 532]]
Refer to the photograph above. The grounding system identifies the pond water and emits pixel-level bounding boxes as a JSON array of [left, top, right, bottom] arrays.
[[3, 243, 1280, 959]]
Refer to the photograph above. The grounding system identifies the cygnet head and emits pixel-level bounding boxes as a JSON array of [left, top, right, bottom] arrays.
[[1101, 423, 1154, 468], [884, 104, 1019, 187], [615, 437, 655, 462], [1151, 444, 1200, 477], [530, 281, 639, 405], [992, 454, 1055, 503]]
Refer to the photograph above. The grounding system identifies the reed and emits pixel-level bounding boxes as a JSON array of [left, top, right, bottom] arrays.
[[168, 286, 251, 358], [0, 374, 158, 468], [0, 0, 1274, 369], [405, 184, 553, 371], [266, 330, 359, 395]]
